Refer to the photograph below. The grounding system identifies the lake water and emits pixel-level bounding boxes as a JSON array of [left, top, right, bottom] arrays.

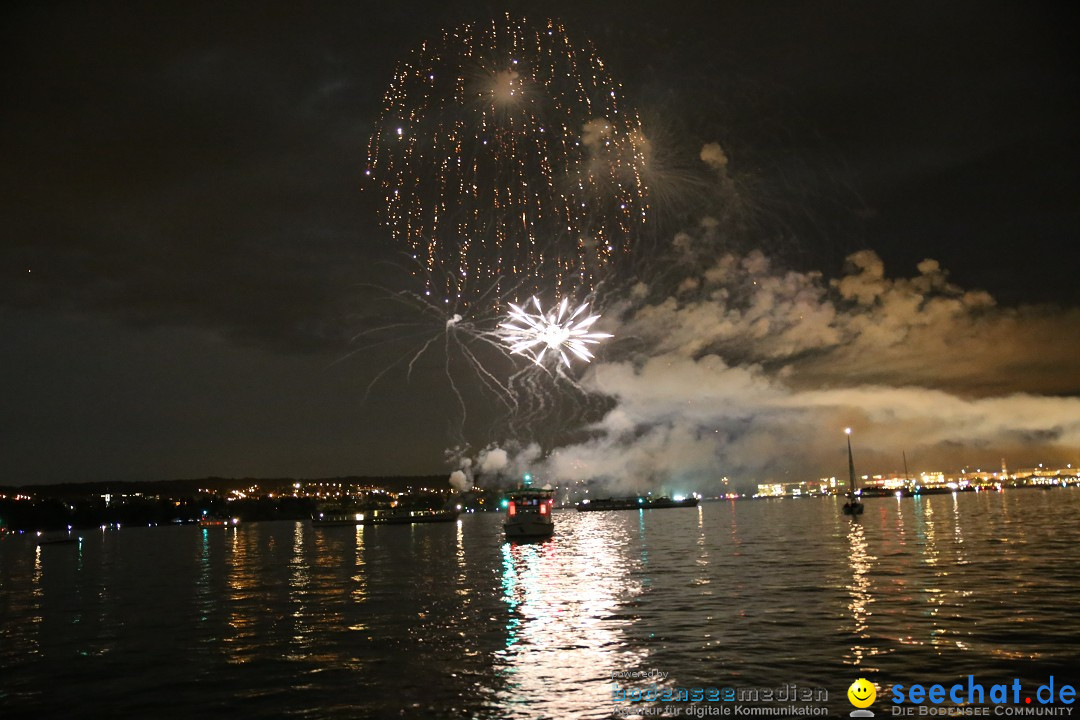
[[2, 489, 1078, 718]]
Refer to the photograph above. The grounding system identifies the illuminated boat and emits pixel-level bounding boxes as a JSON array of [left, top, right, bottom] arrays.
[[198, 516, 237, 527], [577, 495, 700, 511], [35, 530, 77, 545], [311, 510, 366, 527], [311, 507, 459, 527], [503, 487, 555, 539], [842, 429, 865, 516], [364, 507, 459, 525]]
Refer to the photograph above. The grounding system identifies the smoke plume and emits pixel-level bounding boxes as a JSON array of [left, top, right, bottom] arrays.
[[487, 244, 1080, 492]]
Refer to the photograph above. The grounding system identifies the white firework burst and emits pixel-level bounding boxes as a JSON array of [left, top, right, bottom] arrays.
[[499, 297, 613, 366]]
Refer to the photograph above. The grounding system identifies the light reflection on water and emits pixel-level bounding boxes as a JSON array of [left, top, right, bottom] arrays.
[[495, 518, 647, 718], [1, 489, 1079, 718], [845, 519, 875, 669]]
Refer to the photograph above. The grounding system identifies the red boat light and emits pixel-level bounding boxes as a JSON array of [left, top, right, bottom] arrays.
[[508, 501, 516, 517], [539, 502, 548, 515]]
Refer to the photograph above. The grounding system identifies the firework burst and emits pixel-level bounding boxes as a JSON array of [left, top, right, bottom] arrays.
[[499, 297, 613, 366], [366, 15, 650, 308]]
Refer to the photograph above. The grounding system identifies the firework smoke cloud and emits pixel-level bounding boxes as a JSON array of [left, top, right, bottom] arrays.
[[530, 242, 1080, 491]]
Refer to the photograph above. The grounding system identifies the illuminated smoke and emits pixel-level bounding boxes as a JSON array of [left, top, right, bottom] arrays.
[[448, 469, 473, 492], [700, 142, 729, 173], [478, 447, 509, 474], [487, 248, 1080, 491]]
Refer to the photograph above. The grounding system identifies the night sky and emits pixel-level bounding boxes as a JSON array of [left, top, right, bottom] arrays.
[[3, 1, 1078, 486]]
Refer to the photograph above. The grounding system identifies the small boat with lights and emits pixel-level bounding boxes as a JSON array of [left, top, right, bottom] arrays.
[[35, 530, 77, 545], [577, 494, 700, 511], [198, 515, 238, 527], [504, 486, 555, 540]]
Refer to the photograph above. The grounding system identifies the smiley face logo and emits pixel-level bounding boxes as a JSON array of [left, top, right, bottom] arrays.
[[848, 678, 876, 708]]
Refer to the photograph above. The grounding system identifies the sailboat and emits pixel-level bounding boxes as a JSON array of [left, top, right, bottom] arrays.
[[842, 428, 865, 516]]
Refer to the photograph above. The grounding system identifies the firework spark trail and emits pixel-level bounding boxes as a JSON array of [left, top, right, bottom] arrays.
[[455, 338, 517, 410], [366, 14, 650, 308], [500, 362, 605, 441], [444, 331, 469, 439], [350, 293, 607, 432], [406, 332, 444, 381], [339, 281, 526, 411], [338, 283, 478, 402]]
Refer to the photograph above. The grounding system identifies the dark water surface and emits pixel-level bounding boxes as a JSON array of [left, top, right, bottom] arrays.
[[2, 489, 1078, 718]]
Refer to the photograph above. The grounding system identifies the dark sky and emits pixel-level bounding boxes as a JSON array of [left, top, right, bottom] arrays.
[[2, 1, 1078, 484]]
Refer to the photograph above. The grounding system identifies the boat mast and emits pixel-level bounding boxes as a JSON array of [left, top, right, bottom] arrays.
[[903, 450, 910, 485], [846, 428, 856, 497]]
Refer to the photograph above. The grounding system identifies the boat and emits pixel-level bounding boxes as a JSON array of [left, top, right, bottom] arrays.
[[311, 510, 367, 527], [504, 486, 555, 540], [311, 506, 459, 527], [364, 507, 459, 525], [577, 495, 699, 511], [198, 516, 237, 527], [36, 530, 77, 545], [842, 428, 865, 516]]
